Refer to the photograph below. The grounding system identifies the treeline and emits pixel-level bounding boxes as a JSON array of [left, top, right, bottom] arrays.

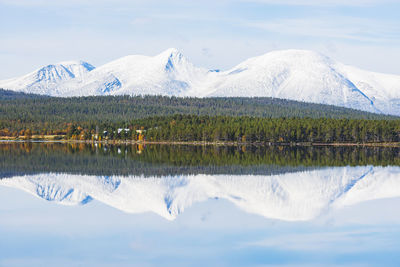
[[1, 143, 399, 178], [140, 115, 400, 143], [0, 89, 396, 134], [0, 89, 48, 100]]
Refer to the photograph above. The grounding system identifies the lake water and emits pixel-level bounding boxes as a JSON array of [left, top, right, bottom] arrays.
[[1, 143, 400, 267]]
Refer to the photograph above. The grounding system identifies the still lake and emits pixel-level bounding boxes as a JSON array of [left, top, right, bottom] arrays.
[[1, 142, 400, 267]]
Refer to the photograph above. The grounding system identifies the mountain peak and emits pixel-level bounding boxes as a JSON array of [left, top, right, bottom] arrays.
[[256, 49, 333, 65], [56, 60, 95, 71], [160, 47, 181, 56], [158, 48, 185, 61], [34, 60, 95, 82], [157, 48, 186, 72], [56, 60, 85, 66], [0, 59, 95, 95]]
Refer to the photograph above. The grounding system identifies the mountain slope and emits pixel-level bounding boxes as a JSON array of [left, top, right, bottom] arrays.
[[1, 49, 399, 115], [1, 166, 400, 221], [337, 63, 400, 115]]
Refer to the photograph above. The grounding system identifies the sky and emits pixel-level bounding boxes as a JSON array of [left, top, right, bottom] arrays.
[[1, 0, 400, 79]]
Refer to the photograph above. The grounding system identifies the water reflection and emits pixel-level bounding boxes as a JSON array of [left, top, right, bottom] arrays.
[[1, 143, 400, 266]]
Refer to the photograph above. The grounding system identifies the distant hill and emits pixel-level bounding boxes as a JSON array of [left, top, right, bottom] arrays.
[[0, 88, 48, 100]]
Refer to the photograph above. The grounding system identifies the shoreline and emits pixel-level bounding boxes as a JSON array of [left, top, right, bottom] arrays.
[[1, 138, 399, 147]]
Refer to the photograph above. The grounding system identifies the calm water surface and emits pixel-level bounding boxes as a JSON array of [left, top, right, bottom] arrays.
[[1, 143, 400, 267]]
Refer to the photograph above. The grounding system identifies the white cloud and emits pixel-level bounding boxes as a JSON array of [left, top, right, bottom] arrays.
[[243, 228, 400, 252], [131, 17, 152, 26], [237, 0, 398, 6], [0, 0, 130, 7], [5, 0, 391, 8], [244, 17, 400, 43]]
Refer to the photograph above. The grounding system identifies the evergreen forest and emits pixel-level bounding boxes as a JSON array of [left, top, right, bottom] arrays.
[[1, 89, 399, 144]]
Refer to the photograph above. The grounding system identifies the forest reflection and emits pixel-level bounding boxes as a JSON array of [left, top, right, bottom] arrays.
[[1, 142, 399, 178]]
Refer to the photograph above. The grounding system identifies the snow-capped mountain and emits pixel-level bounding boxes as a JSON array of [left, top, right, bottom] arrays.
[[1, 166, 400, 221], [1, 49, 399, 115], [0, 61, 94, 95], [206, 50, 383, 113], [57, 48, 211, 96]]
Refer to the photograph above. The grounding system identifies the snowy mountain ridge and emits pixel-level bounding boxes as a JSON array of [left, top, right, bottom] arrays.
[[1, 48, 399, 116], [1, 166, 400, 221]]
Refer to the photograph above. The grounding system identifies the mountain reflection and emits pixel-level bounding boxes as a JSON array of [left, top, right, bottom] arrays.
[[2, 143, 400, 221], [2, 166, 400, 221]]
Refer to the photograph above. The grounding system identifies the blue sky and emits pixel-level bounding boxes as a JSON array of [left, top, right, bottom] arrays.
[[1, 0, 400, 79]]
